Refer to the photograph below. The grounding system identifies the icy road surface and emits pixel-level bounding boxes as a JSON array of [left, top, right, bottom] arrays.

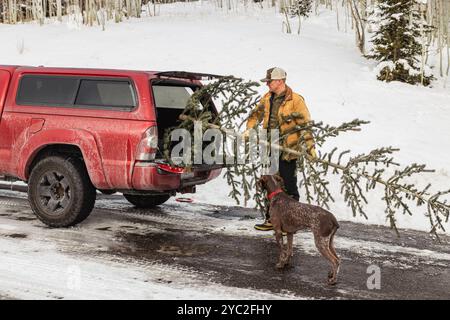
[[0, 190, 449, 300]]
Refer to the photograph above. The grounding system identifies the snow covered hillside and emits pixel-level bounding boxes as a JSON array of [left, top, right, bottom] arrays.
[[1, 1, 449, 233]]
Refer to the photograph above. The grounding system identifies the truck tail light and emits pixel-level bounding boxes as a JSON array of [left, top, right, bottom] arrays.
[[136, 126, 158, 161]]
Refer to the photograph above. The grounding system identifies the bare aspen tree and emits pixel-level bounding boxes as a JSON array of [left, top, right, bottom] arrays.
[[145, 0, 151, 17], [136, 0, 142, 18], [4, 0, 15, 24], [56, 0, 62, 21], [5, 0, 9, 23], [109, 0, 115, 20], [90, 0, 96, 26], [27, 0, 32, 21], [344, 0, 349, 32], [432, 0, 443, 77], [81, 0, 86, 24], [420, 5, 426, 86], [8, 0, 17, 24], [88, 0, 92, 25], [125, 0, 130, 18], [348, 0, 365, 54], [114, 0, 121, 22], [424, 0, 450, 78], [279, 0, 285, 13], [32, 0, 44, 25], [444, 0, 448, 77], [132, 0, 137, 17], [49, 0, 54, 18], [84, 0, 89, 25], [99, 0, 104, 24], [282, 6, 292, 33], [336, 0, 340, 31], [439, 0, 450, 76], [298, 10, 302, 33], [0, 2, 4, 23]]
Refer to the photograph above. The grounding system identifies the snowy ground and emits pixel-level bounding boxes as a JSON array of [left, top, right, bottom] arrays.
[[0, 192, 297, 300], [0, 1, 449, 234], [1, 190, 449, 300]]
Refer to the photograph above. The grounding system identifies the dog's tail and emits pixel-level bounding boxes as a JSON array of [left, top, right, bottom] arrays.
[[319, 210, 340, 237], [325, 208, 340, 229], [333, 215, 340, 229]]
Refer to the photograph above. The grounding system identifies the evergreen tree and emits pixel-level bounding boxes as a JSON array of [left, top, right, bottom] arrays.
[[289, 0, 312, 34], [368, 0, 434, 86]]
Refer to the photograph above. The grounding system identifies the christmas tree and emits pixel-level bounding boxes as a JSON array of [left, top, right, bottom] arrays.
[[163, 77, 449, 238]]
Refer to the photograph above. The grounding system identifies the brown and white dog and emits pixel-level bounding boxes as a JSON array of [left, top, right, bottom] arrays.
[[257, 175, 341, 285]]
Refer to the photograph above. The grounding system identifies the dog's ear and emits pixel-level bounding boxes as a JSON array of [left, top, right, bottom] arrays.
[[273, 175, 284, 187], [256, 176, 266, 190]]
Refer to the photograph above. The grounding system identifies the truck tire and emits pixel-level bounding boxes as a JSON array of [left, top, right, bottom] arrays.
[[28, 156, 96, 227], [123, 194, 171, 208]]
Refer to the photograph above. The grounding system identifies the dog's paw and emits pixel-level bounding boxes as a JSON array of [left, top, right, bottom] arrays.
[[327, 277, 337, 286], [275, 262, 285, 270], [284, 263, 294, 270]]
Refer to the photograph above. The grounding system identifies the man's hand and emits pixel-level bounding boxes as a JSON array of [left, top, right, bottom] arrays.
[[307, 148, 318, 160]]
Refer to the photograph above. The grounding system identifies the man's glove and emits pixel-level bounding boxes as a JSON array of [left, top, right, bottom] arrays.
[[307, 148, 318, 160]]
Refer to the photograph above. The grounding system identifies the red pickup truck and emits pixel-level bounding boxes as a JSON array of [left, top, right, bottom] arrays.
[[0, 65, 222, 227]]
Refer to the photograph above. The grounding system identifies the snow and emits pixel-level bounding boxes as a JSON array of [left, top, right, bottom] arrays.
[[0, 1, 449, 234], [0, 192, 448, 299], [0, 237, 295, 300], [0, 195, 303, 300], [391, 13, 404, 21]]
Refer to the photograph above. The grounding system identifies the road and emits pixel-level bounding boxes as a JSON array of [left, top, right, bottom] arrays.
[[0, 188, 449, 300]]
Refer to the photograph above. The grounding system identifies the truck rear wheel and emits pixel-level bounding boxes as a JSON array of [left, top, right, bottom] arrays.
[[28, 156, 96, 227], [123, 194, 171, 208]]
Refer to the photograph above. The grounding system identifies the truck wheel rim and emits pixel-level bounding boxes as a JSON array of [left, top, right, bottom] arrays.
[[37, 171, 71, 215]]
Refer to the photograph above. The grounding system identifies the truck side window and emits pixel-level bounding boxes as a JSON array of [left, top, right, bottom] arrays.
[[152, 85, 194, 109], [17, 76, 79, 106], [75, 79, 136, 109]]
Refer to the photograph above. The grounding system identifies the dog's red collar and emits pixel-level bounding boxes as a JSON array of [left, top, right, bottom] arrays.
[[267, 189, 283, 200]]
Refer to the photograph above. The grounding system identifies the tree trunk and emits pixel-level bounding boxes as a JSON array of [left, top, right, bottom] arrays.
[[348, 0, 365, 55], [57, 0, 62, 21]]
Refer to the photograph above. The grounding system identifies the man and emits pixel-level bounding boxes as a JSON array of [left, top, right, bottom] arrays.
[[244, 67, 316, 231]]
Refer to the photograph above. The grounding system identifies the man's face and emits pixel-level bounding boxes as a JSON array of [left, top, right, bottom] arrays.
[[266, 79, 284, 93]]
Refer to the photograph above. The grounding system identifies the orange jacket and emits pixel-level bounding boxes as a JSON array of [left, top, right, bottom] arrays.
[[246, 85, 316, 161]]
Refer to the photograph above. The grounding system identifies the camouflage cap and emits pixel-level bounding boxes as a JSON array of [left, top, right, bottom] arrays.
[[260, 67, 287, 82]]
